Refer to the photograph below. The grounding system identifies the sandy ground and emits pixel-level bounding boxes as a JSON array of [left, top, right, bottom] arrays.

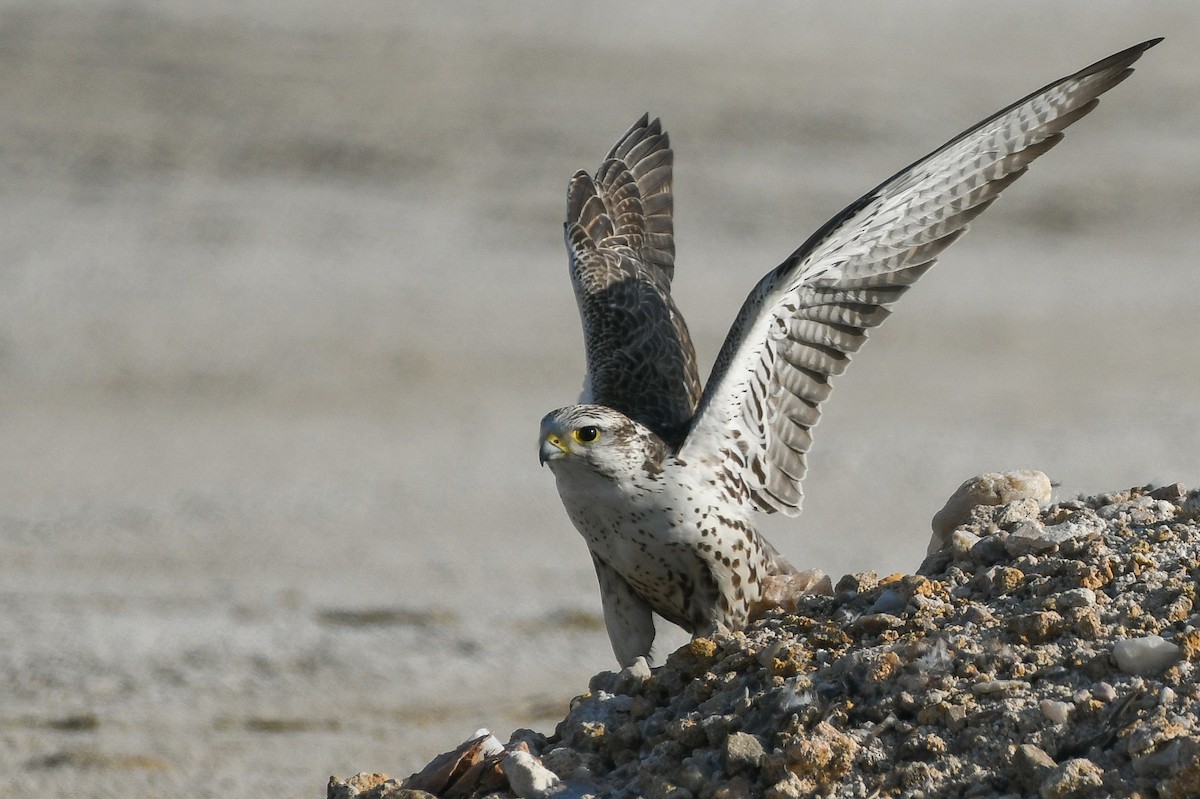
[[0, 2, 1197, 797]]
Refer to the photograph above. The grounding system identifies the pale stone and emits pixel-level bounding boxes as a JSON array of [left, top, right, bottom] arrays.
[[929, 470, 1052, 554], [1054, 588, 1097, 610], [1040, 699, 1072, 725], [972, 679, 1028, 696], [1006, 518, 1101, 556], [723, 731, 765, 773], [503, 751, 563, 799], [1040, 757, 1103, 799], [1113, 635, 1182, 675], [1012, 744, 1057, 792]]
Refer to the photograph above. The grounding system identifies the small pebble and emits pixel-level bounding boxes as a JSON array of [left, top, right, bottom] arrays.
[[972, 680, 1027, 696], [1039, 699, 1072, 725], [852, 613, 901, 635], [969, 534, 1011, 566], [1008, 518, 1099, 556], [962, 605, 995, 625], [1053, 588, 1096, 610], [1005, 521, 1059, 556], [723, 731, 765, 773], [503, 751, 563, 799], [1113, 635, 1183, 675], [869, 589, 906, 615], [1011, 744, 1056, 792], [713, 778, 753, 799], [1149, 483, 1185, 501], [1040, 757, 1103, 799], [996, 498, 1044, 528], [975, 565, 1024, 597]]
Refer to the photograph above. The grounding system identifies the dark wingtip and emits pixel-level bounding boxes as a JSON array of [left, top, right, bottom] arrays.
[[1082, 37, 1164, 76]]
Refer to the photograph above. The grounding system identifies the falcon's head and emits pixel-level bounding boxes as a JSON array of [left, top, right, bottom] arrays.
[[539, 405, 668, 480]]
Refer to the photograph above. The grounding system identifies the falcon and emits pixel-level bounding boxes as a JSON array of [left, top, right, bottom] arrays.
[[538, 40, 1159, 667]]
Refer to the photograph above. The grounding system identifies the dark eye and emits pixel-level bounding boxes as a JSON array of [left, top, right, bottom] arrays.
[[573, 425, 600, 444]]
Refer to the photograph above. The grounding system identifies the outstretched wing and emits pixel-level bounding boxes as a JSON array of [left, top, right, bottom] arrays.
[[677, 39, 1161, 515], [566, 114, 702, 446]]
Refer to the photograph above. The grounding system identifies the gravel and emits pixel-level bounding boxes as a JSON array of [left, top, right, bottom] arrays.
[[333, 481, 1200, 798]]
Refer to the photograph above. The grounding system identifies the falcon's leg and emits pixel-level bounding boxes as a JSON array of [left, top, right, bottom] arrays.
[[685, 564, 729, 638], [591, 554, 656, 667]]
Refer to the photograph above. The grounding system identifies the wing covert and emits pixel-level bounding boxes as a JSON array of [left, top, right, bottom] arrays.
[[677, 39, 1161, 515]]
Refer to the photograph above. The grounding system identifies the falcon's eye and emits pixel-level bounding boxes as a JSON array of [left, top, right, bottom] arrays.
[[573, 425, 601, 444]]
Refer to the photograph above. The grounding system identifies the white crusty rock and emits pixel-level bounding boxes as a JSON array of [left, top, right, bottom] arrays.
[[502, 751, 564, 799], [1113, 635, 1183, 675], [1004, 515, 1104, 556]]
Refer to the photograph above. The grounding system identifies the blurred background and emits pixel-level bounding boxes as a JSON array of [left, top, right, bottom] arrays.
[[0, 1, 1196, 796]]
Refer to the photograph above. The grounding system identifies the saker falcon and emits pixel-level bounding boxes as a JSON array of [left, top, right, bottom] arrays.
[[539, 40, 1160, 667]]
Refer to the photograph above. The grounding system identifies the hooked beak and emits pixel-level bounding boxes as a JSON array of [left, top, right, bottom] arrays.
[[539, 433, 570, 466]]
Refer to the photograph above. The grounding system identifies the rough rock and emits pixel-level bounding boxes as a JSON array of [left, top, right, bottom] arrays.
[[343, 482, 1200, 798], [928, 469, 1052, 554], [1039, 757, 1103, 799]]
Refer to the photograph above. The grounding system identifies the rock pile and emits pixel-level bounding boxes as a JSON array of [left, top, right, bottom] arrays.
[[331, 482, 1200, 798]]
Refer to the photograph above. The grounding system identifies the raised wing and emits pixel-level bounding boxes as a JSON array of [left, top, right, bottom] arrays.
[[677, 39, 1161, 515], [565, 114, 702, 445]]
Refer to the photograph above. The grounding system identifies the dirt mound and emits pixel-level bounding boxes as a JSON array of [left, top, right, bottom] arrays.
[[335, 482, 1200, 798]]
